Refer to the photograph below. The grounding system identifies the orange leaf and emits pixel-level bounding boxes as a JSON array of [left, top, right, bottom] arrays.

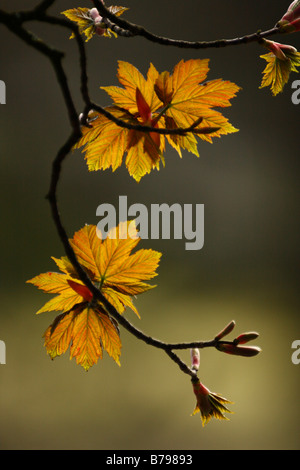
[[27, 221, 161, 369], [44, 305, 121, 370], [75, 59, 240, 180], [102, 61, 161, 115], [27, 272, 83, 314], [44, 310, 76, 360], [156, 59, 240, 154], [70, 306, 121, 370]]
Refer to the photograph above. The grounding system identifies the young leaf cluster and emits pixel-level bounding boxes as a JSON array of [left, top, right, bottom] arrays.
[[75, 59, 240, 181], [28, 222, 161, 370]]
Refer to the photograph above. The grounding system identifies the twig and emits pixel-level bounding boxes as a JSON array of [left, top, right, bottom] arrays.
[[85, 106, 213, 135], [94, 0, 279, 49]]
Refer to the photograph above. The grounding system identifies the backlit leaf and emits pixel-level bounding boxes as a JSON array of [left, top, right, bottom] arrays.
[[62, 8, 96, 41], [75, 59, 240, 181], [27, 221, 161, 370], [43, 304, 121, 370], [260, 50, 300, 96], [70, 306, 121, 370], [156, 59, 240, 154], [61, 5, 128, 40]]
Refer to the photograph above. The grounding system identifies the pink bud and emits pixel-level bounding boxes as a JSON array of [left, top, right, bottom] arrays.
[[277, 1, 300, 32], [233, 332, 259, 345], [281, 1, 300, 22], [215, 320, 235, 341], [289, 18, 300, 31], [216, 343, 261, 357], [263, 40, 297, 60], [89, 8, 102, 22], [88, 7, 106, 36], [190, 348, 200, 371]]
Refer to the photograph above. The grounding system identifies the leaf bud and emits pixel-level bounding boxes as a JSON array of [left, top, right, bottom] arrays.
[[216, 343, 261, 357], [262, 39, 297, 60], [277, 1, 300, 32], [215, 320, 235, 341], [233, 332, 259, 345], [190, 348, 200, 371]]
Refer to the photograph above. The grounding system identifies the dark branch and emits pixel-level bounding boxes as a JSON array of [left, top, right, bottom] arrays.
[[86, 106, 213, 136], [94, 0, 279, 49]]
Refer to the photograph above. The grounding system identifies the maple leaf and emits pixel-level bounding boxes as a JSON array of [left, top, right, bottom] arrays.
[[260, 44, 300, 96], [154, 59, 240, 152], [61, 5, 128, 41], [27, 221, 161, 370], [75, 59, 240, 181], [43, 304, 121, 370]]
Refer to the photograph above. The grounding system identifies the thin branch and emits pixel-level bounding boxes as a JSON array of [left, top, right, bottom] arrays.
[[85, 106, 214, 135], [94, 0, 280, 49], [165, 349, 196, 378]]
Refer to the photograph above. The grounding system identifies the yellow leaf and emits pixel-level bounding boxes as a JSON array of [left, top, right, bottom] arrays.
[[27, 272, 83, 314], [170, 59, 210, 102], [97, 221, 161, 297], [156, 59, 240, 153], [125, 128, 162, 182], [61, 8, 96, 42], [44, 305, 121, 370], [103, 286, 140, 317], [101, 61, 161, 115], [44, 310, 76, 360], [28, 221, 161, 368], [75, 59, 239, 180], [61, 6, 129, 41], [105, 247, 161, 286], [70, 306, 121, 370], [260, 51, 300, 96], [69, 224, 102, 280]]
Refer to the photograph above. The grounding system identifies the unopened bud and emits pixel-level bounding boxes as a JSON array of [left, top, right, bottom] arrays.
[[262, 40, 297, 61], [277, 1, 300, 32], [215, 320, 235, 341], [89, 8, 102, 22], [216, 343, 261, 357], [233, 332, 259, 345], [190, 348, 200, 371]]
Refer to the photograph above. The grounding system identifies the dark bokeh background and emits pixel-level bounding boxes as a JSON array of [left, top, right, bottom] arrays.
[[0, 0, 299, 450]]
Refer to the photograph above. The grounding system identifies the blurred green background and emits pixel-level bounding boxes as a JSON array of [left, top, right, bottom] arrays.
[[0, 0, 299, 450]]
